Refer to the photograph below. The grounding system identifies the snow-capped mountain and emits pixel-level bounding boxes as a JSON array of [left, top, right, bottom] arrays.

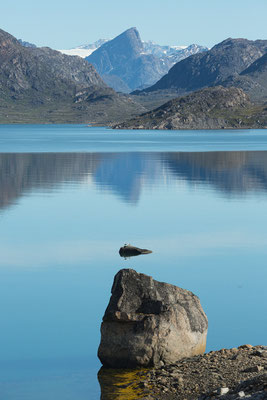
[[142, 41, 187, 57], [58, 37, 207, 62], [58, 29, 208, 92], [142, 41, 208, 66]]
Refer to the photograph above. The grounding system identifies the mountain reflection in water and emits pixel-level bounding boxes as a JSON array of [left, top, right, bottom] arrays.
[[1, 151, 267, 210]]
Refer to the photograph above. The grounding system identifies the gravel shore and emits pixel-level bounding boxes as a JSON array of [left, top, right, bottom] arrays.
[[134, 345, 267, 399]]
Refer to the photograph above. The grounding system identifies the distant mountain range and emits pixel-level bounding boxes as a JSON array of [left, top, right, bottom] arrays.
[[59, 38, 188, 59], [138, 38, 267, 94], [0, 28, 144, 124], [1, 27, 267, 127], [85, 28, 208, 92], [126, 37, 267, 129], [58, 30, 207, 92]]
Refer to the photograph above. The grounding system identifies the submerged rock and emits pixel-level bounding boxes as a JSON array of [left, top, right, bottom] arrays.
[[98, 269, 208, 368]]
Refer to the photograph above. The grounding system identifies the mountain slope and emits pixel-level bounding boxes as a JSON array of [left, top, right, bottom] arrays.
[[114, 86, 267, 130], [139, 38, 267, 95], [0, 28, 145, 123], [86, 27, 171, 92], [222, 52, 267, 101], [0, 28, 105, 102]]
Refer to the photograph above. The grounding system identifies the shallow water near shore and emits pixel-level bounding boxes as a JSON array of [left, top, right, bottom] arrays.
[[0, 125, 266, 399]]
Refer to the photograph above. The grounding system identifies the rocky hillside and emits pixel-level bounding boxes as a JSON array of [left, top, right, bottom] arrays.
[[0, 28, 105, 101], [0, 28, 145, 123], [139, 38, 267, 95], [114, 86, 267, 130], [222, 52, 267, 101]]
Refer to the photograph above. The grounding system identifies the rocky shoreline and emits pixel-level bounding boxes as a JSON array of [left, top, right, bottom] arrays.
[[129, 344, 267, 399], [113, 87, 267, 130], [98, 270, 266, 399]]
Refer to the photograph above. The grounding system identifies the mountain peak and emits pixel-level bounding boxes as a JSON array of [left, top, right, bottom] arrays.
[[99, 26, 143, 58], [86, 27, 146, 90]]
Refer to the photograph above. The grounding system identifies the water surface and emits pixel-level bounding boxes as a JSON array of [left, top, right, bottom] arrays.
[[0, 125, 266, 399]]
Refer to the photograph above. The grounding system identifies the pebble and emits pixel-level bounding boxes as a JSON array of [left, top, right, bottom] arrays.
[[238, 391, 246, 398], [253, 350, 267, 357], [217, 387, 229, 395], [238, 344, 253, 350]]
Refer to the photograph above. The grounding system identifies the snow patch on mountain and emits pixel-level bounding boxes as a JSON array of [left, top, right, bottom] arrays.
[[58, 48, 95, 58], [58, 39, 109, 58]]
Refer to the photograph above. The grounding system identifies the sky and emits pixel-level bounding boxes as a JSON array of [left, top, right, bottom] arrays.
[[1, 0, 267, 49]]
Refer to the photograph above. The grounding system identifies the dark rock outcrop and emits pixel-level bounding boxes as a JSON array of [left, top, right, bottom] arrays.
[[114, 86, 267, 130], [98, 269, 208, 368]]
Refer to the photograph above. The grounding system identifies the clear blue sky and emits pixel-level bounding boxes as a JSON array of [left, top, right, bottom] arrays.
[[1, 0, 266, 49]]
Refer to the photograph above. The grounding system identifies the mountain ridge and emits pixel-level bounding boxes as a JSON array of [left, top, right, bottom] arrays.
[[59, 34, 207, 62], [138, 38, 267, 95], [86, 27, 207, 92], [0, 28, 145, 124]]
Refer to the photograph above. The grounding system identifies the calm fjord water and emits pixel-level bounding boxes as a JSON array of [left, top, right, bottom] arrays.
[[0, 125, 267, 399]]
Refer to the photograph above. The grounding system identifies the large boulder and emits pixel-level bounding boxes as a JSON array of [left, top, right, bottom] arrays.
[[98, 269, 208, 368]]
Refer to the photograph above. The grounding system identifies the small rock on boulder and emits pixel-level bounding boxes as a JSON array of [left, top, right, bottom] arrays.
[[98, 269, 208, 368]]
